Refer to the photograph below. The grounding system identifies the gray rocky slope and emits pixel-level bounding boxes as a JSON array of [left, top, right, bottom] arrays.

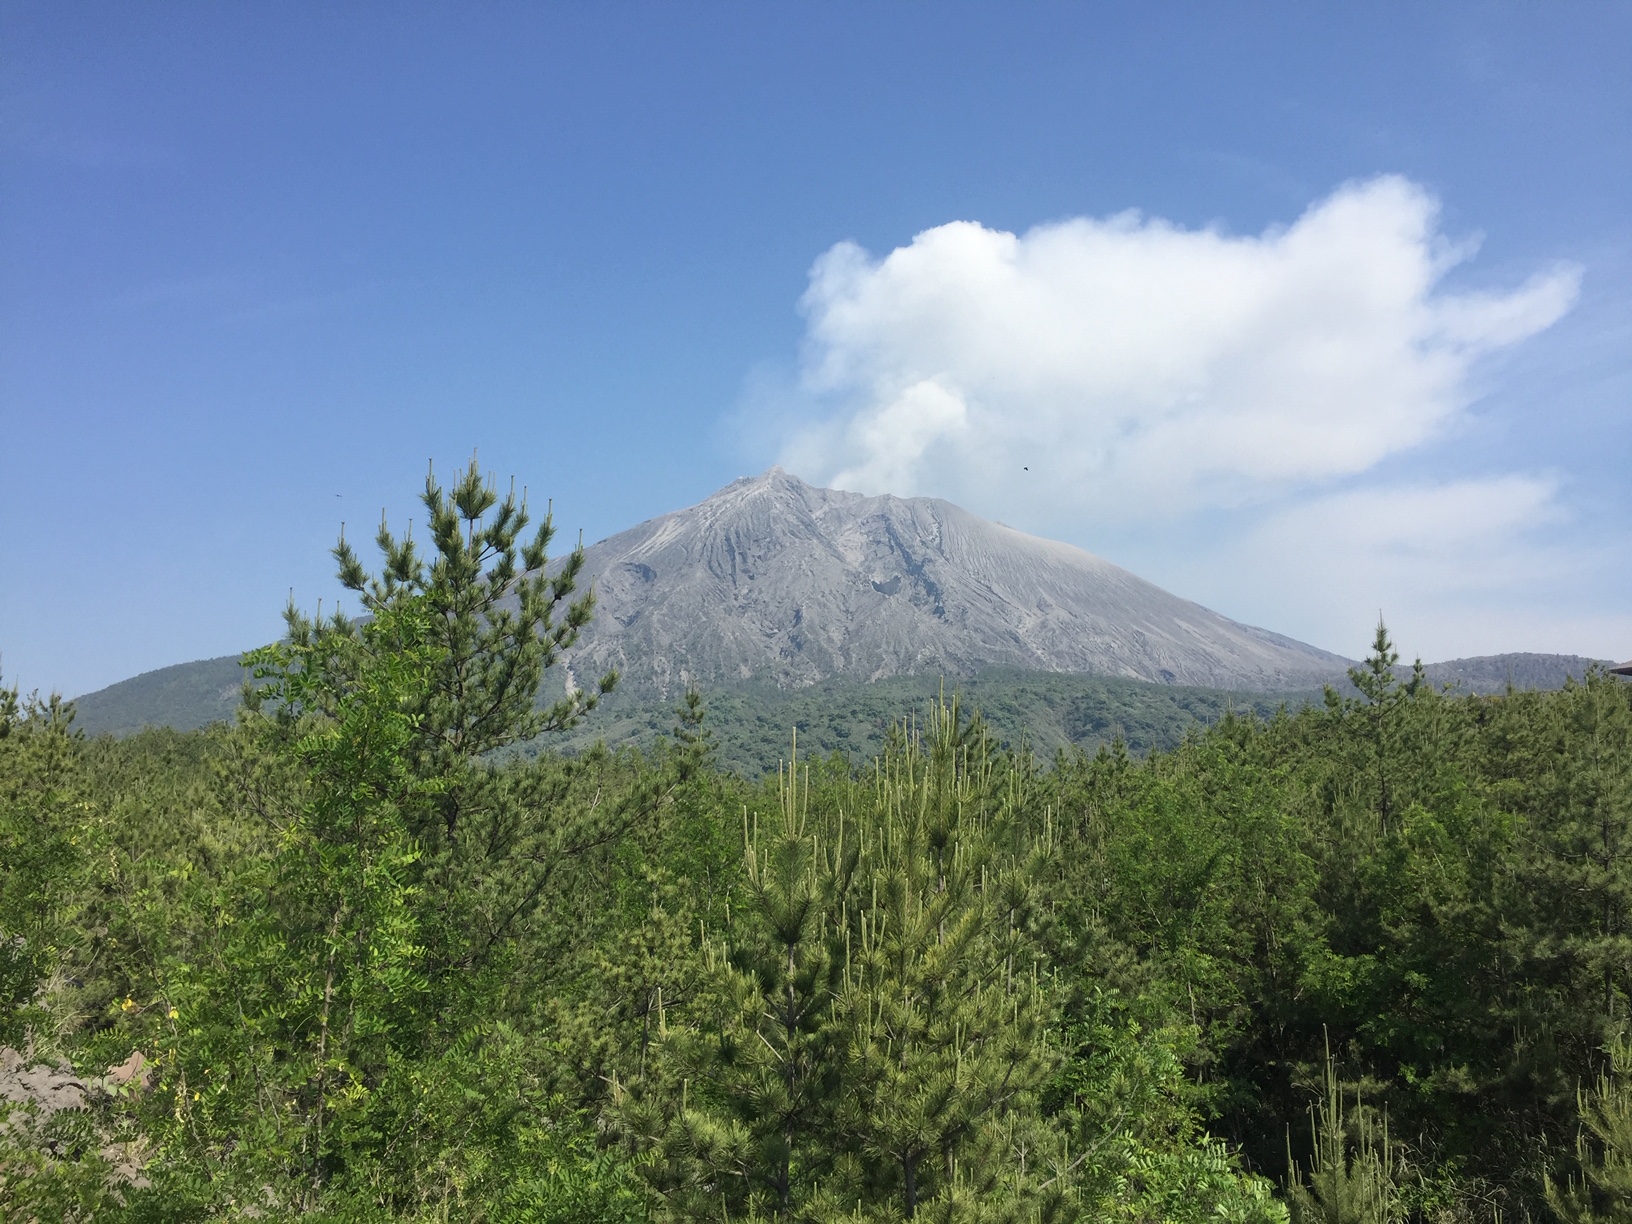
[[560, 468, 1349, 696]]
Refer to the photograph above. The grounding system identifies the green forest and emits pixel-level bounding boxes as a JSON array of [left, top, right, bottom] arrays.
[[4, 464, 1630, 1223]]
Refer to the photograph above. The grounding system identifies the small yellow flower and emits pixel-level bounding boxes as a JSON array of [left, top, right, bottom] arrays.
[[120, 997, 136, 1012], [168, 1008, 179, 1019]]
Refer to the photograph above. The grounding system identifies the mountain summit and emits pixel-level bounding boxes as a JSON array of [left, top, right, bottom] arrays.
[[563, 468, 1347, 694]]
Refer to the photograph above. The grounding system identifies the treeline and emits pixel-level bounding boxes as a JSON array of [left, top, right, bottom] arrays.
[[3, 463, 1630, 1222], [536, 667, 1319, 775]]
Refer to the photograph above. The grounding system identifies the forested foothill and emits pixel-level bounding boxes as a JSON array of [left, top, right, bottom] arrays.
[[4, 464, 1630, 1222]]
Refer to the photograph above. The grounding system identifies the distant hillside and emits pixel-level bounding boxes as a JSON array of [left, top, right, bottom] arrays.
[[72, 654, 250, 737], [1421, 653, 1610, 694]]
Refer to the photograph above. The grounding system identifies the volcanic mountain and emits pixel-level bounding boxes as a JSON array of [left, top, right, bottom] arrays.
[[560, 468, 1347, 695], [68, 472, 1615, 738]]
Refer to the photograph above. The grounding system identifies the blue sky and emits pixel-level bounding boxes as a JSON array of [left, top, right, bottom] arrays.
[[2, 3, 1629, 697]]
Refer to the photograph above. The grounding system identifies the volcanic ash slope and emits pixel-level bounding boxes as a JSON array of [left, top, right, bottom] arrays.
[[563, 468, 1347, 696]]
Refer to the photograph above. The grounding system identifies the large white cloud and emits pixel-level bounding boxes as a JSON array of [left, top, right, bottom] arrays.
[[781, 176, 1579, 519], [766, 177, 1616, 658]]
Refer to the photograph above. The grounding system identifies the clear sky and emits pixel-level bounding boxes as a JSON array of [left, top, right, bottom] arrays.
[[3, 3, 1629, 698]]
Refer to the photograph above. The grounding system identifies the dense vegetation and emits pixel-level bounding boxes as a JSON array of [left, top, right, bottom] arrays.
[[4, 463, 1631, 1222], [536, 669, 1324, 774]]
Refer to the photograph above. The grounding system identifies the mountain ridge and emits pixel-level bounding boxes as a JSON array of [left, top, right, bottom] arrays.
[[59, 470, 1616, 738]]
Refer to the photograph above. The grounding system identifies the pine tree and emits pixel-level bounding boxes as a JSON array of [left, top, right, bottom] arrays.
[[0, 681, 82, 1048], [135, 462, 634, 1211], [1334, 619, 1424, 833], [636, 746, 856, 1221], [263, 456, 625, 996], [1552, 674, 1632, 1029], [1286, 1039, 1402, 1224], [634, 705, 1058, 1222], [1547, 1036, 1632, 1223], [830, 701, 1052, 1220], [325, 455, 617, 772], [0, 666, 19, 736], [1492, 671, 1632, 1059]]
